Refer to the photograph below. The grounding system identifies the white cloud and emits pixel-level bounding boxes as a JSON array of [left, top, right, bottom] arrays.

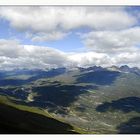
[[0, 38, 140, 70], [68, 51, 140, 68], [68, 52, 111, 67], [31, 31, 70, 42], [80, 27, 140, 53], [0, 6, 137, 42], [76, 27, 140, 67], [0, 39, 24, 58], [0, 39, 72, 70], [0, 6, 139, 69]]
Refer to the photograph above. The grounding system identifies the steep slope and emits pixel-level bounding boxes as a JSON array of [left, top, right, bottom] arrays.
[[0, 103, 78, 134]]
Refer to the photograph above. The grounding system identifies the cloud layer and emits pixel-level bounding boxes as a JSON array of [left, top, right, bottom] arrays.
[[0, 39, 70, 70], [0, 7, 136, 30], [0, 6, 137, 41], [0, 39, 140, 70], [0, 6, 140, 70]]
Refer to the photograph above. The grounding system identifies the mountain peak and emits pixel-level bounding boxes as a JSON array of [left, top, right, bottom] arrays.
[[78, 65, 105, 72], [119, 65, 132, 73], [107, 65, 120, 72]]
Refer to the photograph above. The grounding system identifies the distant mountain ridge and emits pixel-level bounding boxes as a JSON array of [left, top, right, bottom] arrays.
[[0, 65, 140, 80], [0, 65, 139, 74], [0, 65, 139, 87], [78, 65, 140, 75]]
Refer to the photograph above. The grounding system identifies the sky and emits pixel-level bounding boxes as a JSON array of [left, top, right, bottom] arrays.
[[0, 6, 140, 70]]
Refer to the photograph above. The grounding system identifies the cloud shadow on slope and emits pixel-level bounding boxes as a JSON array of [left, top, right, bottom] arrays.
[[75, 70, 121, 85], [117, 117, 140, 134], [10, 83, 98, 109], [96, 97, 140, 113], [0, 68, 66, 86]]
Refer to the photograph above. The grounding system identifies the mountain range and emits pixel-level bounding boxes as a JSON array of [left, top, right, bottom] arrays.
[[0, 65, 140, 134]]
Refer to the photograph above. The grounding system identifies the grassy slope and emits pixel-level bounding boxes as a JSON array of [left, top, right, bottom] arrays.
[[0, 95, 80, 134]]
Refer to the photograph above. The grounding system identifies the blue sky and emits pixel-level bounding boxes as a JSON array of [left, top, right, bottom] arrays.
[[0, 6, 140, 70], [0, 18, 89, 52], [0, 6, 139, 52]]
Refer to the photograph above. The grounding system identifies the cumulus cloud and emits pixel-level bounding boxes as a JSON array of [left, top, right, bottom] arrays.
[[0, 6, 140, 69], [77, 27, 140, 67], [68, 52, 111, 67], [0, 6, 137, 42], [0, 39, 72, 70], [0, 38, 140, 70], [79, 27, 140, 53], [0, 6, 137, 31], [0, 39, 24, 58], [30, 31, 70, 42], [68, 52, 140, 68]]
